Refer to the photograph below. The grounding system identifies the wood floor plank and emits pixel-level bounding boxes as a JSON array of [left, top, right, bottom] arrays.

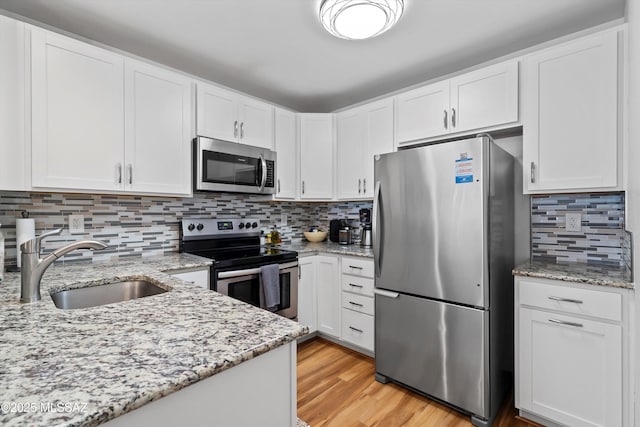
[[297, 338, 536, 427]]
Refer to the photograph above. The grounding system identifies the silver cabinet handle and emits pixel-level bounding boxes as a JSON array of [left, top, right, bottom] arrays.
[[349, 326, 364, 333], [128, 164, 133, 185], [549, 318, 583, 328], [302, 181, 305, 194], [530, 161, 536, 183], [443, 109, 448, 129], [277, 179, 281, 193], [348, 301, 363, 307], [358, 179, 361, 194], [240, 122, 244, 139], [548, 296, 583, 304], [363, 178, 366, 194], [116, 163, 122, 184], [451, 108, 456, 128], [348, 265, 363, 270], [234, 120, 238, 138], [348, 283, 363, 288]]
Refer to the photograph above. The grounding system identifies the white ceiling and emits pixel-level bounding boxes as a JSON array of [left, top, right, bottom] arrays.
[[0, 0, 626, 112]]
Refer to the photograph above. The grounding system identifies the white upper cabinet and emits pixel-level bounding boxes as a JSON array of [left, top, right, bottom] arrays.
[[522, 31, 620, 193], [31, 29, 125, 191], [0, 15, 28, 191], [196, 82, 274, 149], [274, 108, 297, 199], [299, 113, 334, 200], [31, 28, 192, 196], [124, 59, 193, 195], [337, 98, 393, 200], [396, 60, 519, 145]]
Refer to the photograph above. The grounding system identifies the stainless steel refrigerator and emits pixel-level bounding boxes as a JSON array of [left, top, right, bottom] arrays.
[[373, 135, 514, 427]]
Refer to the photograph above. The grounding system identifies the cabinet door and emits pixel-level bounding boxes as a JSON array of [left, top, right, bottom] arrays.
[[124, 60, 193, 195], [0, 15, 27, 191], [523, 31, 619, 193], [196, 83, 239, 142], [299, 114, 334, 200], [315, 255, 340, 338], [362, 98, 394, 197], [519, 307, 622, 427], [396, 81, 449, 144], [274, 108, 297, 199], [297, 257, 317, 333], [31, 29, 124, 191], [336, 109, 366, 199], [450, 60, 518, 133], [238, 98, 274, 149]]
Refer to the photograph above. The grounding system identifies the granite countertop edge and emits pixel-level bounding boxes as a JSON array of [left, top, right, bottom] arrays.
[[278, 240, 374, 258], [0, 253, 308, 427], [512, 260, 634, 290]]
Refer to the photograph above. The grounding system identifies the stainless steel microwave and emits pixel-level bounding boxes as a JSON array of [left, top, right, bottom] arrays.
[[194, 137, 276, 194]]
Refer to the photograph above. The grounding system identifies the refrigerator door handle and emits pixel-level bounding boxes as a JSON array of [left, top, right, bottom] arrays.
[[373, 180, 382, 276], [373, 288, 399, 298]]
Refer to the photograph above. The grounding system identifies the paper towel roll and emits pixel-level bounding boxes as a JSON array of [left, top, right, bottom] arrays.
[[16, 218, 35, 269]]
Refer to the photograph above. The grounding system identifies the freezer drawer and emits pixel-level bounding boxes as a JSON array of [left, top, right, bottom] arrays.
[[375, 292, 489, 418]]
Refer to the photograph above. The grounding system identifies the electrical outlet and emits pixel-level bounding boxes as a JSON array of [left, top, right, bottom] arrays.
[[565, 212, 582, 232], [281, 213, 288, 226], [68, 214, 85, 234]]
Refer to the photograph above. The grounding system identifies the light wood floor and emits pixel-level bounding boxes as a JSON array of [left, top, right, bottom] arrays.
[[297, 338, 537, 427]]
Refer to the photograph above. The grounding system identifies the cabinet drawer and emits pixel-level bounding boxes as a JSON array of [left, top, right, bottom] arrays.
[[342, 292, 374, 316], [341, 275, 374, 297], [341, 257, 374, 278], [519, 279, 621, 322], [341, 308, 374, 352]]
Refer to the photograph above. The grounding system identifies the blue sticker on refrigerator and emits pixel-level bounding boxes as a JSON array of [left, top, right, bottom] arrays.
[[455, 157, 473, 184]]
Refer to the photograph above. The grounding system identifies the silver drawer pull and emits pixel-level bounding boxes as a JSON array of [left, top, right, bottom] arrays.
[[349, 326, 363, 333], [348, 283, 363, 288], [548, 296, 583, 304], [348, 301, 363, 307], [348, 265, 363, 270], [549, 318, 583, 328]]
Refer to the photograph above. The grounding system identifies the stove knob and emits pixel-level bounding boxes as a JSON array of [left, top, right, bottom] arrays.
[[252, 222, 258, 229], [238, 223, 245, 229], [245, 222, 252, 229], [187, 223, 195, 231], [196, 223, 204, 231]]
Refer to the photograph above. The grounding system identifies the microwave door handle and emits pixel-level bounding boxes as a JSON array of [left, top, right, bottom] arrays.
[[258, 154, 267, 192]]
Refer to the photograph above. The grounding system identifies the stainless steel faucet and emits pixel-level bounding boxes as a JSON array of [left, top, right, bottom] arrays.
[[20, 228, 108, 303]]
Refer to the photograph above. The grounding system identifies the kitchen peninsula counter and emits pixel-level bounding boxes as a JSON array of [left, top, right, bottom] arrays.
[[513, 260, 633, 289], [0, 254, 307, 426], [279, 240, 374, 258]]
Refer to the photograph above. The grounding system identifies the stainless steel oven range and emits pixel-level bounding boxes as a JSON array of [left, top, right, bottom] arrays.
[[180, 218, 298, 319]]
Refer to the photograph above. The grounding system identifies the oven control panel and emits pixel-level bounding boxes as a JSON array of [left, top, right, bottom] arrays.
[[181, 218, 261, 239]]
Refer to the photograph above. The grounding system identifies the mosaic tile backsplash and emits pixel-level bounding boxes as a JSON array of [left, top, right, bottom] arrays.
[[531, 192, 629, 267], [0, 191, 371, 265]]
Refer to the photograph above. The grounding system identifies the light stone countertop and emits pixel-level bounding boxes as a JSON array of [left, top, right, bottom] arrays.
[[513, 260, 633, 289], [0, 253, 308, 427], [279, 240, 374, 258]]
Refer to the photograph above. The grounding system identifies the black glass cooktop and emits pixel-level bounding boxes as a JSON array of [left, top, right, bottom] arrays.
[[188, 246, 298, 269]]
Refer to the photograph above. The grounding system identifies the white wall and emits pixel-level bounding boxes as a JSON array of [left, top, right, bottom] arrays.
[[627, 1, 640, 425]]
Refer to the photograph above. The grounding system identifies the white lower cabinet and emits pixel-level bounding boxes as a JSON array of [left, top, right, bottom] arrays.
[[169, 267, 210, 290], [315, 255, 340, 338], [515, 277, 631, 427], [297, 256, 317, 334], [297, 254, 375, 355]]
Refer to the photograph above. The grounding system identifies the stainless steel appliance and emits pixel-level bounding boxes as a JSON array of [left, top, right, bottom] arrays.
[[373, 135, 514, 427], [180, 218, 298, 319], [359, 208, 372, 248], [194, 136, 276, 194]]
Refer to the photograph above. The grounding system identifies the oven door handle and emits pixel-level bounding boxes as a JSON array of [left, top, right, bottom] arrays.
[[258, 154, 267, 193], [217, 261, 298, 279]]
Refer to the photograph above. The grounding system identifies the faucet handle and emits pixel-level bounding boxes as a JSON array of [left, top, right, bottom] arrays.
[[21, 228, 63, 254]]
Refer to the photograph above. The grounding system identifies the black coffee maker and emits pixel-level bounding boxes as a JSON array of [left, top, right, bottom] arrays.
[[359, 208, 372, 247]]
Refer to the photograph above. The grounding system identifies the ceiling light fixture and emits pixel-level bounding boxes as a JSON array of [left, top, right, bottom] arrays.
[[319, 0, 404, 40]]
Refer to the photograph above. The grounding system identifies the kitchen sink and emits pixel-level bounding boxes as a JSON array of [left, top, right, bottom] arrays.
[[50, 279, 168, 309]]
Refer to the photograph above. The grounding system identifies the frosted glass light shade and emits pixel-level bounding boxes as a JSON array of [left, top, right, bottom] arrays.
[[320, 0, 404, 40]]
